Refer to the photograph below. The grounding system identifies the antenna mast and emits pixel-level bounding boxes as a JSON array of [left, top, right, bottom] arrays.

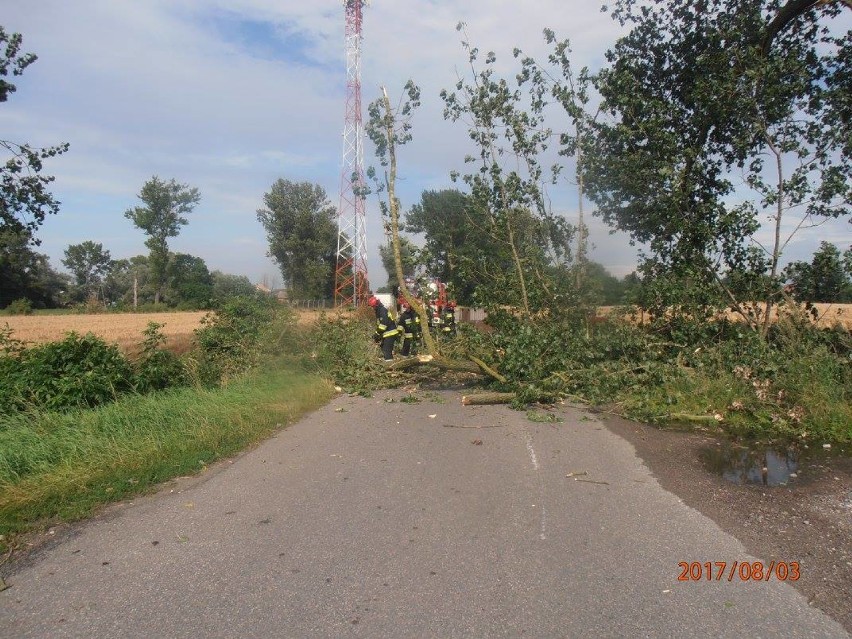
[[335, 0, 369, 307]]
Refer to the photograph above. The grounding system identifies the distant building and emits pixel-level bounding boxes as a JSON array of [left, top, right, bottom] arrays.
[[254, 283, 288, 303]]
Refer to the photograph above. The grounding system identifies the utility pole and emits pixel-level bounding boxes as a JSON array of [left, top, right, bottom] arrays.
[[334, 0, 370, 307]]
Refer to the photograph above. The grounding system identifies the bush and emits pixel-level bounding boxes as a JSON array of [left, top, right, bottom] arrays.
[[305, 313, 391, 392], [194, 295, 281, 384], [1, 333, 135, 412], [133, 322, 189, 393], [5, 298, 33, 315]]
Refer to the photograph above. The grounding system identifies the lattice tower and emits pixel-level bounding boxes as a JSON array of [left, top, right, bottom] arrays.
[[334, 0, 370, 307]]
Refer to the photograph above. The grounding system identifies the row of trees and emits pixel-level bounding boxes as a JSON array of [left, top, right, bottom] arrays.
[[2, 238, 256, 310], [2, 169, 255, 310], [61, 245, 256, 309], [5, 7, 849, 314], [1, 28, 262, 311], [254, 173, 851, 307]]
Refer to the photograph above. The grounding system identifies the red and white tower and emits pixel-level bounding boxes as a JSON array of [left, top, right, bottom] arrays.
[[334, 0, 369, 307]]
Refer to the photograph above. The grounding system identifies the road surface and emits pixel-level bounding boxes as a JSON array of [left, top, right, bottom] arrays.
[[1, 389, 847, 638]]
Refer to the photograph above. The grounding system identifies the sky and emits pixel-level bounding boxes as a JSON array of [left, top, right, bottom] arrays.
[[2, 1, 850, 289]]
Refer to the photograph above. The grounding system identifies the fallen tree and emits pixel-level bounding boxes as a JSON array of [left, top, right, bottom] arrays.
[[366, 84, 511, 396]]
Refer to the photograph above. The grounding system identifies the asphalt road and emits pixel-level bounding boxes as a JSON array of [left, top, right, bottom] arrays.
[[1, 389, 847, 638]]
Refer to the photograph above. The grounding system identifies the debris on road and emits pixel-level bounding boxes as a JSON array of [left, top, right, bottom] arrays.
[[574, 478, 610, 486]]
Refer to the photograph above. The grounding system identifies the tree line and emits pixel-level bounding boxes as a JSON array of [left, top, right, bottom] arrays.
[[259, 0, 850, 313], [1, 172, 257, 311], [3, 3, 850, 315]]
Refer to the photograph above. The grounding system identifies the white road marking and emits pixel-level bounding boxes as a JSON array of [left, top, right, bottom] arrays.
[[524, 429, 546, 540], [524, 431, 540, 471]]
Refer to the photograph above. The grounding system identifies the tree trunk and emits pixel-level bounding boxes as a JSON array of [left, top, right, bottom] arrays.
[[461, 392, 516, 406], [576, 124, 586, 290], [380, 86, 439, 356], [384, 353, 506, 383], [762, 138, 785, 338]]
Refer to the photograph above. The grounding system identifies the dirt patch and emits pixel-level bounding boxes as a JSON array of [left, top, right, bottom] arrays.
[[599, 412, 852, 633]]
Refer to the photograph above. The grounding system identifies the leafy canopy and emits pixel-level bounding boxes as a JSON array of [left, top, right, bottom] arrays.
[[256, 179, 338, 300], [1, 26, 69, 244], [124, 176, 200, 303], [62, 240, 112, 295]]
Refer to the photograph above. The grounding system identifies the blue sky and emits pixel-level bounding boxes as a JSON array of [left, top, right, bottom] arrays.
[[2, 1, 849, 288]]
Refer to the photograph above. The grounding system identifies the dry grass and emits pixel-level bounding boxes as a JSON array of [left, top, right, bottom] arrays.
[[294, 308, 354, 326], [598, 303, 852, 330], [735, 302, 852, 330], [1, 309, 352, 355], [2, 312, 208, 355]]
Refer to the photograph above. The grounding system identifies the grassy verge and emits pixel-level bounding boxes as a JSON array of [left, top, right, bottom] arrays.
[[620, 366, 852, 443], [0, 363, 334, 550]]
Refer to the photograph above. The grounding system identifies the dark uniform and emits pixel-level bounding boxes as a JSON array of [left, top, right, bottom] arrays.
[[399, 305, 422, 356], [369, 297, 399, 361]]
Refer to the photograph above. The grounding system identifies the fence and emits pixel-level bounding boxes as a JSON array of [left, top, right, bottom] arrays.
[[283, 299, 488, 322], [457, 307, 487, 323], [285, 299, 335, 310]]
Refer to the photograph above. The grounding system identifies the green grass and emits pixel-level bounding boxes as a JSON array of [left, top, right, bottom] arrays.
[[0, 363, 334, 548], [620, 359, 852, 444]]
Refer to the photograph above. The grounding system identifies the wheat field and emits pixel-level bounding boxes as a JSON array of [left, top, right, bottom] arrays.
[[599, 302, 852, 329], [3, 304, 848, 355], [1, 311, 209, 354]]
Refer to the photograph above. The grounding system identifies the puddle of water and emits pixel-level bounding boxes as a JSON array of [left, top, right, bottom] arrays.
[[700, 442, 843, 487]]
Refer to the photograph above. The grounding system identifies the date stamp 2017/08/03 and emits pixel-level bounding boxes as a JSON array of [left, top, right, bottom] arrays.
[[678, 561, 800, 582]]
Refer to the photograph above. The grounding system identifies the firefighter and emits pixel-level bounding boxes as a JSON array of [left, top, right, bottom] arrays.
[[367, 295, 399, 361], [441, 300, 457, 337], [431, 302, 442, 334], [399, 302, 422, 357]]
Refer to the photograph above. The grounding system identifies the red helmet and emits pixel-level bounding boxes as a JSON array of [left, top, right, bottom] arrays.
[[447, 300, 457, 308], [367, 295, 379, 308]]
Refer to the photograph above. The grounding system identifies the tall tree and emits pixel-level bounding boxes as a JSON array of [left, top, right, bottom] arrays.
[[405, 189, 472, 288], [784, 242, 852, 302], [367, 81, 445, 356], [582, 0, 849, 330], [441, 25, 575, 314], [1, 27, 69, 244], [124, 176, 200, 304], [516, 30, 597, 290], [166, 253, 213, 308], [256, 179, 338, 300], [62, 240, 112, 301], [378, 236, 418, 291]]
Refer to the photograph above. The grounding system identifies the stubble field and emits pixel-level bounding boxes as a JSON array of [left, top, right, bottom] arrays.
[[2, 303, 849, 355], [2, 312, 209, 355], [599, 302, 852, 330]]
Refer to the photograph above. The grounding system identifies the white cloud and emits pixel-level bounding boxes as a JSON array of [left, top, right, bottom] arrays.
[[3, 1, 846, 289]]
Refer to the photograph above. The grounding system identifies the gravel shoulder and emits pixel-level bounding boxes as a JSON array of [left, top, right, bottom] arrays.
[[600, 410, 852, 633]]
